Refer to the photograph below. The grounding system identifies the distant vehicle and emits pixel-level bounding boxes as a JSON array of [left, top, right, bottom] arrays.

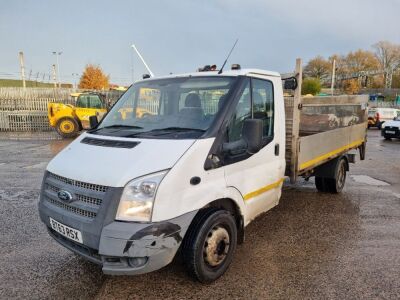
[[368, 108, 400, 129], [48, 92, 108, 138], [381, 117, 400, 140]]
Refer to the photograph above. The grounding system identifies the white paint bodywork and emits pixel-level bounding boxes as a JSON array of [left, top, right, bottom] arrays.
[[224, 75, 286, 224], [47, 68, 286, 226], [382, 119, 400, 128], [47, 133, 195, 187]]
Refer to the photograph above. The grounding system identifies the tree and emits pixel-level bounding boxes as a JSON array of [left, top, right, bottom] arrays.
[[302, 78, 321, 95], [343, 79, 360, 94], [344, 50, 380, 73], [78, 64, 110, 90], [303, 56, 331, 79], [373, 41, 400, 72]]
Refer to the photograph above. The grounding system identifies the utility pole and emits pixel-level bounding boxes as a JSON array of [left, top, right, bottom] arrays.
[[52, 64, 57, 88], [72, 73, 79, 89], [18, 51, 26, 89], [330, 59, 336, 96], [52, 51, 62, 88], [35, 72, 39, 87]]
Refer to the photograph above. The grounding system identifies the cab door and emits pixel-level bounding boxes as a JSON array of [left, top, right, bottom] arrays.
[[223, 77, 284, 223], [75, 94, 107, 129]]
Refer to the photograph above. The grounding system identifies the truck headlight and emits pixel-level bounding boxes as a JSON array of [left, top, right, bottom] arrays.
[[116, 170, 168, 222]]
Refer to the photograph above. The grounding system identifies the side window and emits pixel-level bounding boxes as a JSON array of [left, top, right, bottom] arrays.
[[252, 78, 274, 138], [89, 95, 103, 109], [228, 79, 251, 142], [76, 95, 89, 108]]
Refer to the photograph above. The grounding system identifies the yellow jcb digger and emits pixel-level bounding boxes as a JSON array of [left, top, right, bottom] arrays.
[[48, 92, 108, 138]]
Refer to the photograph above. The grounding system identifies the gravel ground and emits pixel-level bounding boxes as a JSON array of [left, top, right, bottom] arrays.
[[0, 129, 399, 299]]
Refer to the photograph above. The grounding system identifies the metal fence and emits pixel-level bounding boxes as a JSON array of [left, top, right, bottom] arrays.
[[0, 88, 123, 132]]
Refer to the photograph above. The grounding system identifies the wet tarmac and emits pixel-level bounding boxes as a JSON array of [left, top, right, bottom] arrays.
[[0, 129, 399, 299]]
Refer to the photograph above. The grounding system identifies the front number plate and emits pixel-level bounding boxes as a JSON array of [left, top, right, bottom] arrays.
[[50, 217, 83, 244], [385, 130, 395, 134]]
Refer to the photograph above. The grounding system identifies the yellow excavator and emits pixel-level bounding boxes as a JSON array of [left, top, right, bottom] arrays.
[[48, 90, 155, 138], [48, 92, 108, 138]]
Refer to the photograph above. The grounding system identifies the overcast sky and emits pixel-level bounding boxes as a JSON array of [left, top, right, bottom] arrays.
[[1, 0, 399, 85]]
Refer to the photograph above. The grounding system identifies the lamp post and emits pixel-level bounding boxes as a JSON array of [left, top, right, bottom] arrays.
[[52, 51, 62, 88], [72, 73, 79, 89]]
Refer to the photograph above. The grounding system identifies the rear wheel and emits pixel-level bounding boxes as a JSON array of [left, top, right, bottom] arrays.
[[56, 117, 79, 138], [315, 176, 328, 192], [182, 208, 237, 283], [384, 135, 392, 141], [315, 158, 347, 194], [326, 158, 347, 193]]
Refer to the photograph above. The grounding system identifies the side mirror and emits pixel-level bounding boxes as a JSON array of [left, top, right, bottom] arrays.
[[242, 118, 263, 153], [283, 77, 298, 90], [222, 119, 263, 154], [89, 115, 99, 129]]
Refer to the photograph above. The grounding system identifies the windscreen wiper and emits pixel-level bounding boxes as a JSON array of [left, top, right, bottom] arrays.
[[127, 127, 206, 137], [147, 127, 206, 132], [90, 124, 143, 133]]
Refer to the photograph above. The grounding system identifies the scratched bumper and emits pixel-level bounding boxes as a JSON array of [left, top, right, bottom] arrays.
[[98, 210, 197, 275], [45, 210, 197, 275]]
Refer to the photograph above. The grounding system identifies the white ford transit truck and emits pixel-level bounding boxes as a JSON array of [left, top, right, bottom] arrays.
[[38, 59, 368, 282]]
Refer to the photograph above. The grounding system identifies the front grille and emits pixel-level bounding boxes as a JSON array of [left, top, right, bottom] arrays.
[[46, 196, 97, 219], [44, 172, 109, 220], [45, 183, 102, 206], [48, 172, 108, 193]]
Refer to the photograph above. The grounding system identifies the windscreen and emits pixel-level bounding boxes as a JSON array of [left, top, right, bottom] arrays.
[[96, 76, 236, 138]]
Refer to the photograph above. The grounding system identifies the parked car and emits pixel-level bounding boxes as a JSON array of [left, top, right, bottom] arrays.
[[368, 108, 400, 129], [381, 117, 400, 140]]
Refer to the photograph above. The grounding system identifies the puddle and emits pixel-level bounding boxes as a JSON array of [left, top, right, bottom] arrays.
[[351, 175, 390, 186]]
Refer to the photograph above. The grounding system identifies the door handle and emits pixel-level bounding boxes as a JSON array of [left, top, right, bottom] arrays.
[[275, 143, 279, 156]]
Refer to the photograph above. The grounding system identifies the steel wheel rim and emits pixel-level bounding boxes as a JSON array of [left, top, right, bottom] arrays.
[[337, 162, 346, 189], [203, 226, 230, 267], [60, 120, 74, 133]]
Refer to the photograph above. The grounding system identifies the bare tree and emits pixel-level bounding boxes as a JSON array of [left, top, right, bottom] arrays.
[[372, 41, 400, 72]]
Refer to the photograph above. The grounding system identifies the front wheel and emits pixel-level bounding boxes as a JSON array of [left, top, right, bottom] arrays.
[[182, 209, 237, 283], [56, 117, 79, 138]]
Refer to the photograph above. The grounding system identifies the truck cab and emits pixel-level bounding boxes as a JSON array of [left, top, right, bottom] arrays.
[[39, 68, 286, 282]]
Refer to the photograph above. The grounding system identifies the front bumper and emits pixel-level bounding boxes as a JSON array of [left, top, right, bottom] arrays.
[[41, 201, 196, 275], [382, 127, 400, 138]]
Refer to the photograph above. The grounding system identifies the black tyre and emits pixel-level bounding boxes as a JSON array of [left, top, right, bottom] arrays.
[[182, 208, 237, 283], [326, 158, 347, 194], [56, 117, 79, 138], [384, 135, 392, 141], [315, 176, 327, 192]]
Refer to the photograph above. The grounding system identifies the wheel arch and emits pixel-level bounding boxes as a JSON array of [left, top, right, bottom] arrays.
[[192, 197, 245, 244]]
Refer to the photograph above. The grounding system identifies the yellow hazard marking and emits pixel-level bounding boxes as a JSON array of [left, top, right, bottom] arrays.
[[299, 139, 365, 171], [244, 178, 285, 201]]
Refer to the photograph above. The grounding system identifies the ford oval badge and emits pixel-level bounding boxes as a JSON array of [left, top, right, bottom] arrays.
[[57, 190, 73, 203]]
